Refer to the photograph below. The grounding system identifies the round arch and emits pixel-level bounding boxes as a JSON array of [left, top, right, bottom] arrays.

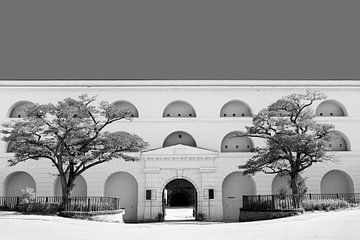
[[104, 172, 138, 223], [162, 177, 199, 221], [162, 100, 196, 118], [220, 100, 253, 117], [316, 99, 347, 117], [9, 101, 35, 118], [112, 100, 139, 118], [4, 171, 36, 197], [222, 171, 256, 222], [54, 175, 87, 197], [325, 130, 350, 151], [221, 131, 254, 152], [320, 170, 354, 194], [271, 173, 304, 194], [163, 131, 197, 147]]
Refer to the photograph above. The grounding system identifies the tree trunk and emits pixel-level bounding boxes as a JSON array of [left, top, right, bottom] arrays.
[[60, 176, 71, 211], [289, 172, 299, 195], [289, 172, 301, 208]]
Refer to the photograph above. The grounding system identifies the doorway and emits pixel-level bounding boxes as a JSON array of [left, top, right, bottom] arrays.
[[162, 179, 197, 221]]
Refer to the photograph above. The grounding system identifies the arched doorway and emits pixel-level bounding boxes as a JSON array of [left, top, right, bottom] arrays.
[[321, 170, 354, 194], [5, 172, 36, 197], [163, 179, 197, 221], [104, 172, 138, 223], [54, 175, 87, 197], [222, 172, 256, 222], [271, 173, 305, 195]]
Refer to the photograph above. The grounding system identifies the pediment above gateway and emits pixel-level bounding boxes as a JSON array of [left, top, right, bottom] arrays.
[[141, 144, 217, 158]]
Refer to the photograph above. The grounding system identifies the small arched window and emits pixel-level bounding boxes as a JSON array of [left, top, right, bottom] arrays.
[[163, 131, 197, 147], [112, 101, 139, 118], [9, 101, 35, 118], [221, 131, 253, 152], [163, 101, 196, 118], [220, 100, 252, 117], [316, 100, 347, 117], [325, 131, 350, 151]]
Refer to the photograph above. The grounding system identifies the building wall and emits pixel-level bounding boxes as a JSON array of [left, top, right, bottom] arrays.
[[0, 80, 359, 221]]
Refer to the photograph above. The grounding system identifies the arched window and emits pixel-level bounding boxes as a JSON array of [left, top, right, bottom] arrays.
[[9, 101, 35, 118], [220, 100, 252, 117], [221, 131, 253, 152], [316, 100, 347, 117], [325, 131, 350, 151], [163, 101, 196, 118], [163, 131, 197, 147], [112, 100, 139, 118]]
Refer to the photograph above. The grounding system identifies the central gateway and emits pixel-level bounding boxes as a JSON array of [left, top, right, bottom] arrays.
[[163, 179, 197, 221]]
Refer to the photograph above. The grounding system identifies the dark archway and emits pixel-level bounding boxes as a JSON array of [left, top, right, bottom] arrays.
[[163, 179, 197, 221]]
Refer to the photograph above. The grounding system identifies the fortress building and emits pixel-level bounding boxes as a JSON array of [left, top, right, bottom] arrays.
[[0, 79, 358, 222]]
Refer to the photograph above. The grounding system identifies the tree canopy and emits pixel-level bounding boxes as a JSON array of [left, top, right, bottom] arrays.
[[2, 95, 148, 201], [239, 90, 335, 194]]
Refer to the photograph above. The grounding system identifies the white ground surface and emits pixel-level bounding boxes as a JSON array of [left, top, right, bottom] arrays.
[[1, 208, 359, 240], [164, 207, 195, 221]]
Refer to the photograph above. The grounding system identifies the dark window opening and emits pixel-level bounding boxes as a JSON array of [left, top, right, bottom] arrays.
[[232, 113, 236, 117], [167, 113, 170, 117], [330, 113, 333, 116], [178, 113, 181, 117], [146, 190, 152, 200], [209, 189, 214, 199], [189, 113, 192, 117], [241, 113, 245, 116], [235, 145, 239, 148], [225, 145, 228, 149], [224, 114, 227, 117], [320, 113, 323, 116], [178, 135, 182, 138]]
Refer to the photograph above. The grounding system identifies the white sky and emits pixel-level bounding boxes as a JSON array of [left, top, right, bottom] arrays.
[[0, 1, 360, 80]]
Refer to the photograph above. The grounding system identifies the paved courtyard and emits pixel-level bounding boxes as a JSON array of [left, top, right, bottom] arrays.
[[0, 208, 359, 240]]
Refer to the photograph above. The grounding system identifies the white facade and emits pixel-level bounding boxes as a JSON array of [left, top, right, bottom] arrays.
[[0, 79, 359, 222]]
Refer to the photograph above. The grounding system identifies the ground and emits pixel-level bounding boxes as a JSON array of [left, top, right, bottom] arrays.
[[0, 208, 359, 240]]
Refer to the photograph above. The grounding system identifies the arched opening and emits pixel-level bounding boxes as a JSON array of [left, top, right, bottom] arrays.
[[321, 170, 354, 194], [6, 141, 15, 153], [112, 100, 139, 118], [220, 100, 252, 117], [163, 131, 197, 147], [316, 100, 347, 117], [163, 101, 196, 118], [222, 172, 256, 222], [9, 101, 35, 118], [4, 172, 36, 197], [221, 131, 254, 152], [271, 173, 305, 195], [54, 175, 87, 197], [325, 131, 350, 151], [104, 172, 138, 223], [163, 178, 197, 221]]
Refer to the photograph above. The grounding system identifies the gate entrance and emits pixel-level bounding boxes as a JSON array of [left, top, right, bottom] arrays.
[[162, 179, 197, 221]]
